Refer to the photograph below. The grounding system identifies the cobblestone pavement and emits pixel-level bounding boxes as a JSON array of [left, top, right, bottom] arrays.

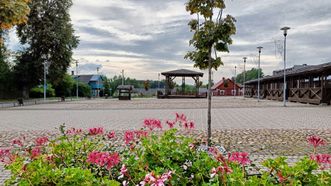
[[0, 97, 330, 183]]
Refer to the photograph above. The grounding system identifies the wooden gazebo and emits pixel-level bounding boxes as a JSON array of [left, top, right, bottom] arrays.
[[159, 69, 205, 99]]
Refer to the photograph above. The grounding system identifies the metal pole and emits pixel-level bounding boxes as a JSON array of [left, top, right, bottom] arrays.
[[44, 60, 47, 101], [283, 35, 287, 106], [76, 60, 79, 99], [243, 57, 247, 99], [158, 73, 160, 90], [281, 27, 290, 107], [234, 66, 236, 98], [122, 69, 124, 85], [97, 67, 100, 97], [257, 46, 263, 102]]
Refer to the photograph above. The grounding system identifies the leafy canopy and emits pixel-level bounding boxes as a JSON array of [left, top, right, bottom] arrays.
[[185, 0, 236, 70]]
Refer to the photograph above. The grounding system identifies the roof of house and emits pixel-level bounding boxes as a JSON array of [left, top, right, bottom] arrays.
[[161, 69, 204, 77], [212, 78, 241, 90], [73, 75, 103, 84], [245, 62, 331, 84]]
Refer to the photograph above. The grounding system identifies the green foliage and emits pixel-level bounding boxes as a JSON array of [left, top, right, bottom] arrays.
[[55, 74, 75, 97], [15, 0, 79, 96], [185, 0, 236, 70], [78, 82, 91, 97], [29, 84, 55, 98], [103, 76, 111, 96], [236, 68, 264, 84]]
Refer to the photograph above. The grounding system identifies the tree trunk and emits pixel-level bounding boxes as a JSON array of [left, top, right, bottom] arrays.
[[207, 48, 212, 146]]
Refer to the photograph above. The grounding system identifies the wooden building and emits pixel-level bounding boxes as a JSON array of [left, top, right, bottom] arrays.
[[212, 78, 242, 96], [244, 62, 331, 104]]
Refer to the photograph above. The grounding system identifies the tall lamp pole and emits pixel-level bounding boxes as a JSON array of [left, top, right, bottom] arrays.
[[75, 60, 79, 99], [97, 67, 100, 97], [43, 60, 47, 101], [281, 26, 290, 107], [257, 46, 263, 102], [122, 69, 124, 85], [234, 66, 237, 98], [243, 57, 247, 98], [158, 73, 160, 90]]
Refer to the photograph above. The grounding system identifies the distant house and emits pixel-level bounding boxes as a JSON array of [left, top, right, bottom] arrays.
[[73, 75, 104, 97], [212, 77, 242, 96]]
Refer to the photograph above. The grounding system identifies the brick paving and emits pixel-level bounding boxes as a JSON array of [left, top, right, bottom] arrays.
[[0, 97, 330, 183]]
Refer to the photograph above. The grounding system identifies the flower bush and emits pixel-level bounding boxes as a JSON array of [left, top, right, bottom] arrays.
[[0, 113, 330, 185]]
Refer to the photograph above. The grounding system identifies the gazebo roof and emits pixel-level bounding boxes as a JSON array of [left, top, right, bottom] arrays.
[[161, 69, 204, 77]]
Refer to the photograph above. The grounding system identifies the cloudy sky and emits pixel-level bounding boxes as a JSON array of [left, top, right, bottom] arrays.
[[44, 0, 331, 83]]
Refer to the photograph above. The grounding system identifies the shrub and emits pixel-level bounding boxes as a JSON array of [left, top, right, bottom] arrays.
[[1, 113, 330, 185], [29, 84, 56, 98]]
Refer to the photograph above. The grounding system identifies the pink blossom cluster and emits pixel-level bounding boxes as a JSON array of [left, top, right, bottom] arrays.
[[107, 131, 116, 139], [166, 113, 195, 129], [310, 154, 331, 169], [31, 147, 41, 159], [87, 151, 120, 170], [0, 148, 11, 163], [140, 171, 172, 186], [124, 130, 148, 144], [229, 152, 251, 166], [88, 127, 104, 135], [210, 165, 233, 178], [35, 137, 49, 146], [143, 119, 162, 130], [118, 164, 128, 179], [12, 139, 23, 147], [66, 128, 83, 135], [307, 136, 327, 148]]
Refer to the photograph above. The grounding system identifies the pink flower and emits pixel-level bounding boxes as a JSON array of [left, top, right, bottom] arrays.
[[134, 130, 148, 139], [229, 152, 251, 165], [307, 136, 326, 148], [277, 171, 285, 183], [66, 128, 83, 135], [35, 137, 48, 146], [210, 165, 232, 178], [143, 119, 162, 130], [189, 121, 195, 129], [118, 164, 128, 179], [310, 154, 331, 169], [0, 148, 11, 163], [31, 147, 41, 159], [107, 131, 116, 139], [87, 151, 120, 170], [189, 143, 195, 150], [124, 131, 135, 144], [166, 120, 175, 128], [12, 139, 23, 147], [88, 127, 104, 135], [175, 113, 187, 122]]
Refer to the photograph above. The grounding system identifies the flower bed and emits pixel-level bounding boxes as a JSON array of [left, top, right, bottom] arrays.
[[0, 113, 330, 185]]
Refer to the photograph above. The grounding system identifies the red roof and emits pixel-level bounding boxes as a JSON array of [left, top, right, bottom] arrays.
[[212, 78, 241, 90]]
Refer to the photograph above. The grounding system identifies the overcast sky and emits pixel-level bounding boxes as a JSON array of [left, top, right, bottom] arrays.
[[11, 0, 331, 83]]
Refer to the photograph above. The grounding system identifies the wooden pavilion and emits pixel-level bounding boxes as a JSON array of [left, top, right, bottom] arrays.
[[244, 62, 331, 104], [158, 69, 206, 99]]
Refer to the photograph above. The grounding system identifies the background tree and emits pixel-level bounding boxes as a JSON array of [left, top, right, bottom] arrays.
[[144, 80, 150, 91], [185, 0, 236, 145], [236, 68, 264, 84], [15, 0, 79, 98], [0, 0, 30, 44]]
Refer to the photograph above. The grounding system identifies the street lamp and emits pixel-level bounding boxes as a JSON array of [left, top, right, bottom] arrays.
[[158, 73, 160, 90], [121, 69, 124, 85], [75, 60, 79, 99], [243, 57, 247, 98], [257, 46, 263, 102], [281, 26, 290, 107], [234, 66, 237, 98], [97, 67, 100, 97]]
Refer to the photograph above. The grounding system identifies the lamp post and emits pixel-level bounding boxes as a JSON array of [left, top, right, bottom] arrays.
[[234, 66, 237, 98], [121, 69, 124, 85], [43, 59, 47, 101], [281, 26, 290, 107], [257, 46, 263, 102], [97, 67, 100, 97], [243, 57, 247, 98], [75, 60, 79, 99], [158, 73, 160, 90]]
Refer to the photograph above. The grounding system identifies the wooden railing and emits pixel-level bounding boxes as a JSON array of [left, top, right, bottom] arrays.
[[288, 88, 322, 104], [266, 89, 283, 101]]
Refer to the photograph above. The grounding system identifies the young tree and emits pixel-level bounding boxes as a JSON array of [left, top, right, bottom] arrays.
[[185, 0, 236, 145], [15, 0, 79, 98]]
